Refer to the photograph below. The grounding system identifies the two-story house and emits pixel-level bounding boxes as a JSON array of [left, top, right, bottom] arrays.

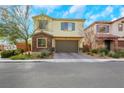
[[84, 17, 124, 51], [32, 14, 85, 53]]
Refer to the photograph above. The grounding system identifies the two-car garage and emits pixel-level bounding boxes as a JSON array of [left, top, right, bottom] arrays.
[[55, 40, 78, 53]]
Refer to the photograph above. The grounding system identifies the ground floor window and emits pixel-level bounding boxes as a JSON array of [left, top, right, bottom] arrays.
[[37, 38, 47, 48]]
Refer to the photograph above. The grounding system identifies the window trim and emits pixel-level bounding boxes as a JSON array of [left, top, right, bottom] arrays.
[[37, 38, 47, 48], [118, 23, 123, 31], [61, 22, 75, 31], [39, 20, 48, 30], [96, 25, 109, 33]]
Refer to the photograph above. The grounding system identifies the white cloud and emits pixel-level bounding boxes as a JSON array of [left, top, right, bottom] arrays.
[[84, 6, 114, 27], [110, 14, 117, 21], [69, 5, 84, 14], [120, 7, 124, 17], [85, 11, 93, 18], [33, 5, 61, 14], [90, 14, 99, 19], [112, 17, 117, 21], [101, 6, 113, 17], [62, 11, 69, 17], [90, 6, 113, 19], [63, 5, 85, 17]]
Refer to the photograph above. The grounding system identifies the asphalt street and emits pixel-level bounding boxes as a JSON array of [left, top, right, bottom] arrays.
[[0, 61, 124, 88]]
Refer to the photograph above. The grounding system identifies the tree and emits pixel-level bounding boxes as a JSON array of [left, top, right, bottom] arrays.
[[83, 29, 95, 50], [0, 6, 35, 52]]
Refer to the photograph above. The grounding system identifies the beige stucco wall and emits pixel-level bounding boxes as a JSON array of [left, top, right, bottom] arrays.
[[85, 20, 124, 37], [33, 15, 84, 37], [33, 16, 53, 32], [32, 15, 85, 51], [111, 19, 124, 37], [51, 20, 84, 37]]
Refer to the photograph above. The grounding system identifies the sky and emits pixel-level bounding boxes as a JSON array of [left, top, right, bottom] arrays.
[[1, 5, 124, 44], [31, 5, 124, 27]]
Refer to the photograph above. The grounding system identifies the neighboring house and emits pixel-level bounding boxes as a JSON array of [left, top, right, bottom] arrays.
[[84, 17, 124, 51], [0, 44, 17, 51], [32, 14, 85, 53]]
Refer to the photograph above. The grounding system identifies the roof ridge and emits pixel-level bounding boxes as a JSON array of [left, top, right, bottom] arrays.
[[32, 14, 85, 21]]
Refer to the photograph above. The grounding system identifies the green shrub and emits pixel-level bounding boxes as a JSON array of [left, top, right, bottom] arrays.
[[108, 51, 115, 57], [30, 53, 40, 59], [111, 53, 120, 58], [108, 51, 120, 58], [91, 49, 98, 54], [10, 54, 31, 60], [99, 52, 106, 57], [1, 49, 24, 58], [14, 49, 24, 55], [1, 50, 15, 58], [40, 50, 51, 58], [116, 51, 124, 57], [98, 48, 109, 55]]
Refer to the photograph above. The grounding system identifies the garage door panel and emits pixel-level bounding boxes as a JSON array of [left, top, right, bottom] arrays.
[[56, 40, 78, 53]]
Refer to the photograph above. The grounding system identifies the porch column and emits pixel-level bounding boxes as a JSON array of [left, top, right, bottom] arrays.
[[78, 38, 84, 53], [52, 39, 55, 48], [51, 39, 55, 52]]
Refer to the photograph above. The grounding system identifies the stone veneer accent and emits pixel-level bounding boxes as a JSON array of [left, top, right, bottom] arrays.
[[32, 32, 52, 52]]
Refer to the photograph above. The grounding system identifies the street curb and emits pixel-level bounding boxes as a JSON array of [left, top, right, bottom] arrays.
[[0, 59, 124, 63]]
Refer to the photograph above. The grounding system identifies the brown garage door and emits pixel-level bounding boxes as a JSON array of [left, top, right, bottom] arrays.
[[56, 40, 78, 53]]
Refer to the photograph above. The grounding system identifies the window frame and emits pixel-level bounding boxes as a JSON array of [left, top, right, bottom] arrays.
[[39, 20, 48, 30], [37, 38, 47, 48], [61, 22, 75, 31], [118, 23, 123, 31], [96, 25, 109, 33]]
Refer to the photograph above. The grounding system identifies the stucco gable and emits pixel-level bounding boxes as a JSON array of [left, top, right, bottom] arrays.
[[33, 14, 53, 21], [33, 31, 53, 37], [33, 14, 85, 22]]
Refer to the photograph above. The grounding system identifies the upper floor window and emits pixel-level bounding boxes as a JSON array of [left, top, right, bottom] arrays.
[[61, 22, 75, 31], [118, 24, 123, 31], [96, 25, 109, 33], [39, 20, 48, 30]]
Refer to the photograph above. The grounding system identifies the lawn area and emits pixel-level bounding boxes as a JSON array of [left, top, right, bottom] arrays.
[[0, 49, 53, 60]]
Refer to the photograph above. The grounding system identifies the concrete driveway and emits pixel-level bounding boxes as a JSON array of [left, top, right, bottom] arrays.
[[54, 53, 94, 59]]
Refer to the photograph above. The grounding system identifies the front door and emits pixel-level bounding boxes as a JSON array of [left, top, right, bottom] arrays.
[[104, 40, 111, 50]]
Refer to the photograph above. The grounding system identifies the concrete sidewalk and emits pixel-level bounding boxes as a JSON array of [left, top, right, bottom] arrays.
[[0, 58, 124, 63]]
